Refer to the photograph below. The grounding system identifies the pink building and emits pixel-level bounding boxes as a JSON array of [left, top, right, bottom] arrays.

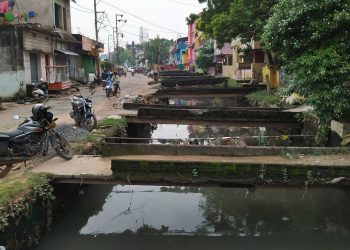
[[187, 23, 196, 65]]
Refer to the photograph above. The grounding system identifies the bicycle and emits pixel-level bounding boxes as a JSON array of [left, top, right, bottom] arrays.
[[89, 78, 99, 93]]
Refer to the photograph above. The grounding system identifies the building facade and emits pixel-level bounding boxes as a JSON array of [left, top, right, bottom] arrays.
[[0, 0, 98, 97]]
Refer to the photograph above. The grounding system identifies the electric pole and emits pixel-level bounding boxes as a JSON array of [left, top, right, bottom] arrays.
[[113, 27, 116, 50], [115, 14, 127, 66], [93, 0, 100, 78]]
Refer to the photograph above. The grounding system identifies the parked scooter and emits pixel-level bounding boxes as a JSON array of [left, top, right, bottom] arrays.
[[70, 87, 97, 132], [0, 93, 73, 178], [32, 81, 49, 102]]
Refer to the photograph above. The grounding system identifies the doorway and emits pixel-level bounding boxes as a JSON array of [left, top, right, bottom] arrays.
[[30, 53, 39, 82]]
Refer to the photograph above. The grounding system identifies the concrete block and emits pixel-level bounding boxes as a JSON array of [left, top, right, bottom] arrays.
[[331, 120, 350, 138]]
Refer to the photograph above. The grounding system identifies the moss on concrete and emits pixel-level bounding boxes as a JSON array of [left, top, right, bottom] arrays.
[[111, 160, 350, 186], [0, 173, 55, 249]]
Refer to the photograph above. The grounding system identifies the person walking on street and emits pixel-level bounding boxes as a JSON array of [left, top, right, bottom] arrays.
[[88, 72, 97, 92]]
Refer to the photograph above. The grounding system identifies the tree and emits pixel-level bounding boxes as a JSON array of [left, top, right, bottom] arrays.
[[197, 0, 279, 46], [262, 0, 350, 123], [195, 43, 214, 73], [100, 60, 113, 71], [143, 38, 173, 65], [111, 47, 134, 66], [186, 13, 199, 25]]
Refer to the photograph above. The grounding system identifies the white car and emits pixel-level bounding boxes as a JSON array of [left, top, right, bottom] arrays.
[[128, 67, 133, 72]]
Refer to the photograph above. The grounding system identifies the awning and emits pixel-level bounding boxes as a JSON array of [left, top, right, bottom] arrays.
[[55, 49, 79, 56]]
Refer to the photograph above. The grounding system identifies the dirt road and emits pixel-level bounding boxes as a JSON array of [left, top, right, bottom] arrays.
[[0, 74, 154, 130]]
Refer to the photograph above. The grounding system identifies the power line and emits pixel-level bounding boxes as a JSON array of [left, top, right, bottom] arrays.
[[73, 1, 94, 12], [168, 0, 203, 8], [71, 6, 94, 13], [124, 23, 180, 34], [100, 0, 185, 35]]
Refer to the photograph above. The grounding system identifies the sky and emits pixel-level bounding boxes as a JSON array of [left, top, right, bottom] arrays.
[[71, 0, 206, 53]]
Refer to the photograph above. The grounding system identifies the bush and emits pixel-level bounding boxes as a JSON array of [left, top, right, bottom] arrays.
[[227, 79, 242, 88], [247, 90, 281, 107]]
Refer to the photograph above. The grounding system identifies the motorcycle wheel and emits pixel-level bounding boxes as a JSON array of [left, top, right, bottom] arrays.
[[55, 134, 73, 160], [74, 118, 81, 126], [0, 164, 12, 178], [82, 114, 97, 132], [106, 89, 111, 98]]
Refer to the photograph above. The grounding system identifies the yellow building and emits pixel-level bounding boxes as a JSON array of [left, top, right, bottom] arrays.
[[262, 65, 280, 89]]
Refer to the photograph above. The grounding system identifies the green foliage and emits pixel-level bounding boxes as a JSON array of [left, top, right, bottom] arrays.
[[262, 0, 350, 123], [227, 79, 242, 88], [143, 38, 173, 65], [111, 47, 135, 66], [247, 90, 281, 107], [100, 60, 113, 71], [186, 13, 199, 25], [315, 124, 330, 147], [197, 0, 279, 46], [0, 173, 54, 231], [341, 134, 350, 147], [195, 44, 214, 72], [97, 117, 126, 129], [73, 118, 127, 155]]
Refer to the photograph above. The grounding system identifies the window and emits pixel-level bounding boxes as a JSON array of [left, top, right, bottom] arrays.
[[227, 55, 233, 66], [63, 7, 67, 31], [254, 51, 265, 63], [54, 3, 62, 28]]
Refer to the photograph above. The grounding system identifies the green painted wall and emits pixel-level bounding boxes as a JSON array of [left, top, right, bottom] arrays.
[[82, 55, 96, 81]]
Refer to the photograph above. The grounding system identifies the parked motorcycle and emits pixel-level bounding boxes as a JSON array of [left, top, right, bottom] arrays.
[[32, 81, 49, 102], [0, 97, 73, 178], [70, 87, 97, 132]]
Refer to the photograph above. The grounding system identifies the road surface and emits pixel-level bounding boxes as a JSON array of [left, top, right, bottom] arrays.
[[0, 74, 154, 131]]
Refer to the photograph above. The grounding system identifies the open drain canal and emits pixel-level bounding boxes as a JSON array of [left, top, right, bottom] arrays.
[[33, 185, 350, 250], [126, 124, 315, 147], [168, 97, 247, 107]]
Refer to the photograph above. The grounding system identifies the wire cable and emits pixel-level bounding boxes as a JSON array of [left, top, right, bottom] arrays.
[[71, 6, 94, 13], [100, 0, 185, 35], [168, 0, 203, 8]]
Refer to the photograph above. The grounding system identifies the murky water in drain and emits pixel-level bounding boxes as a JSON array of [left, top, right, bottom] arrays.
[[169, 97, 247, 107], [144, 124, 300, 146], [34, 185, 350, 250]]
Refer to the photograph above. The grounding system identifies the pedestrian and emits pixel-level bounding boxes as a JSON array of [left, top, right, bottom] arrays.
[[88, 71, 97, 92]]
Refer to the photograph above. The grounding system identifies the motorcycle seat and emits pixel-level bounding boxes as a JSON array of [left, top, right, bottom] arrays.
[[0, 129, 24, 138]]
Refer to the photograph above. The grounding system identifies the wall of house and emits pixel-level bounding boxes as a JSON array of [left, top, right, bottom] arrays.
[[82, 55, 96, 81], [222, 65, 235, 78], [235, 69, 253, 80], [23, 31, 53, 54], [23, 51, 33, 84], [252, 63, 264, 82], [187, 23, 195, 65], [10, 0, 53, 29], [0, 26, 26, 98], [54, 0, 72, 33], [262, 65, 280, 89]]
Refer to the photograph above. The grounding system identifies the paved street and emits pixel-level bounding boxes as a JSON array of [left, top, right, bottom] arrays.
[[0, 74, 154, 131]]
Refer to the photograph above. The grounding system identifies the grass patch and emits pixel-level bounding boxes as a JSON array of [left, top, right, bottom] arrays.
[[97, 117, 126, 129], [0, 173, 47, 209], [227, 79, 242, 88], [247, 90, 281, 107], [73, 117, 127, 154]]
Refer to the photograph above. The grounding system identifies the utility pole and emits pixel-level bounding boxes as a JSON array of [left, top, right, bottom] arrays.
[[115, 14, 127, 66], [113, 27, 116, 50], [93, 0, 100, 78]]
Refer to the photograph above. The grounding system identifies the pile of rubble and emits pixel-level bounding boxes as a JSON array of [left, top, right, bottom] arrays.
[[113, 95, 160, 108]]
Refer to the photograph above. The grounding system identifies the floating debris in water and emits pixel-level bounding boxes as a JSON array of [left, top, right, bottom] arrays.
[[281, 217, 290, 221]]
